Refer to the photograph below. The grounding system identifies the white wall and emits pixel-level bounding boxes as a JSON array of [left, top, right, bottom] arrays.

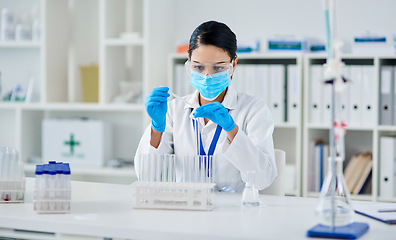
[[147, 0, 396, 87]]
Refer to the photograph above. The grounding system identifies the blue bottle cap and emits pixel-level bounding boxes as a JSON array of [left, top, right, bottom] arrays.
[[48, 161, 57, 164], [55, 163, 63, 174], [62, 163, 71, 175], [42, 164, 49, 174], [35, 165, 43, 175], [49, 164, 56, 175]]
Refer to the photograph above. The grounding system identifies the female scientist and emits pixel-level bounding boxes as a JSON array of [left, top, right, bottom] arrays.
[[135, 20, 277, 192]]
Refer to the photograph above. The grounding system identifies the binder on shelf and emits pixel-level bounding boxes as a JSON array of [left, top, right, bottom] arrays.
[[316, 143, 323, 191], [340, 66, 351, 124], [244, 64, 256, 97], [232, 64, 246, 94], [352, 152, 373, 195], [361, 66, 376, 126], [174, 64, 185, 96], [255, 64, 270, 102], [348, 66, 363, 126], [380, 136, 396, 198], [287, 65, 300, 124], [269, 64, 286, 124], [393, 67, 396, 125], [80, 65, 99, 103], [380, 66, 393, 125], [345, 153, 368, 193], [308, 140, 315, 192], [309, 65, 323, 124], [308, 140, 327, 192], [322, 78, 332, 125]]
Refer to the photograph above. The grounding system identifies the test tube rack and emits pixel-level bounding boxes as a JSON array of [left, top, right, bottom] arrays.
[[33, 188, 71, 213], [33, 162, 71, 214], [0, 179, 25, 203], [132, 181, 216, 211]]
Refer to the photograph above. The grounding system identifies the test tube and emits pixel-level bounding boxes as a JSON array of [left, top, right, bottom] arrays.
[[48, 164, 56, 211], [55, 163, 63, 210], [42, 164, 49, 211], [34, 165, 43, 211], [62, 163, 71, 211], [1, 147, 10, 201]]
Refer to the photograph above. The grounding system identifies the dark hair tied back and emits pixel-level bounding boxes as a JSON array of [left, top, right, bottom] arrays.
[[188, 21, 237, 61]]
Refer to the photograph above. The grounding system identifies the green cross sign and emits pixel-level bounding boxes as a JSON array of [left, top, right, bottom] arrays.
[[64, 133, 80, 155]]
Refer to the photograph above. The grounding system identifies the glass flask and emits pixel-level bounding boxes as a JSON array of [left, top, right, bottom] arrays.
[[316, 156, 354, 226], [242, 170, 260, 207]]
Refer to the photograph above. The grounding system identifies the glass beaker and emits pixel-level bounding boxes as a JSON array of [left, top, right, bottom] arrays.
[[316, 156, 354, 226], [242, 170, 260, 207]]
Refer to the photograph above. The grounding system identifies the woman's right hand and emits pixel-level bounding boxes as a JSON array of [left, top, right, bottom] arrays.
[[144, 87, 170, 132]]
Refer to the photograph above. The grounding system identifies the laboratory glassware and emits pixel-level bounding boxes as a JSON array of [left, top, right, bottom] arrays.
[[136, 153, 176, 182], [241, 170, 260, 207], [182, 155, 215, 183], [316, 156, 354, 226]]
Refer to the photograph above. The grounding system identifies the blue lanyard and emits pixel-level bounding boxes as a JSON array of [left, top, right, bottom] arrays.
[[191, 113, 223, 156]]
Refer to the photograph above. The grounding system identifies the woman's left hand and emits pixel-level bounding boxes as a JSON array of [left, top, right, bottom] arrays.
[[193, 102, 235, 131]]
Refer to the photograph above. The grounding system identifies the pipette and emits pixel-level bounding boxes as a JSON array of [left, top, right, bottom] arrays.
[[168, 90, 194, 108]]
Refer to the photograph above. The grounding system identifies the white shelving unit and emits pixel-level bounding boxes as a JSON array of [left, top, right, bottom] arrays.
[[169, 53, 303, 196], [0, 0, 148, 184], [303, 54, 396, 202]]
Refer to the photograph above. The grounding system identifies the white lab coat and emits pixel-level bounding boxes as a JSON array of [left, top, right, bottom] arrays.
[[135, 86, 277, 192]]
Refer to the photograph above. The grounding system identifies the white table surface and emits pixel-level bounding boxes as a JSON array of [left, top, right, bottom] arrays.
[[0, 178, 395, 240]]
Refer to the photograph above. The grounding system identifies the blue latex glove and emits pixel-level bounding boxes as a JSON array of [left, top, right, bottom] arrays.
[[193, 102, 235, 131], [145, 87, 170, 132]]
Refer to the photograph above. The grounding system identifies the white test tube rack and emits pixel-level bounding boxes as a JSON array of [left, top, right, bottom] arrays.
[[33, 162, 71, 214], [132, 181, 216, 211], [0, 147, 25, 203], [0, 179, 25, 203]]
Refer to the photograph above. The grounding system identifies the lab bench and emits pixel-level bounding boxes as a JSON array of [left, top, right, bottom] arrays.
[[0, 178, 395, 240]]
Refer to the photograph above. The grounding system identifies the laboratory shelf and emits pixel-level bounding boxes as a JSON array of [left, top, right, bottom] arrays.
[[0, 41, 41, 48], [24, 163, 136, 177], [376, 197, 396, 203], [236, 52, 304, 59], [41, 103, 145, 112], [24, 164, 137, 184], [377, 125, 396, 132], [103, 38, 146, 46], [306, 124, 374, 131], [274, 123, 299, 129], [0, 103, 145, 112]]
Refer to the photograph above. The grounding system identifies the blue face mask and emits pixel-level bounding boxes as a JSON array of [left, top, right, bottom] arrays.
[[190, 70, 231, 101]]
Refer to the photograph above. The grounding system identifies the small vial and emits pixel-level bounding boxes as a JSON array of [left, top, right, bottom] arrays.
[[55, 162, 63, 210], [48, 164, 56, 211], [62, 163, 71, 211], [34, 165, 43, 211], [42, 164, 49, 211], [242, 170, 261, 207]]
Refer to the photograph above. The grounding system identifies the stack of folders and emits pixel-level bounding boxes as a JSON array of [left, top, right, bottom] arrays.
[[309, 65, 376, 127], [344, 152, 373, 195], [232, 64, 300, 125], [379, 136, 396, 199], [308, 140, 329, 192], [380, 66, 396, 125]]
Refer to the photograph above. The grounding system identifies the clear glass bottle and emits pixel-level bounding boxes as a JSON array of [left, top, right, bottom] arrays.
[[242, 170, 260, 207], [316, 156, 354, 226]]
